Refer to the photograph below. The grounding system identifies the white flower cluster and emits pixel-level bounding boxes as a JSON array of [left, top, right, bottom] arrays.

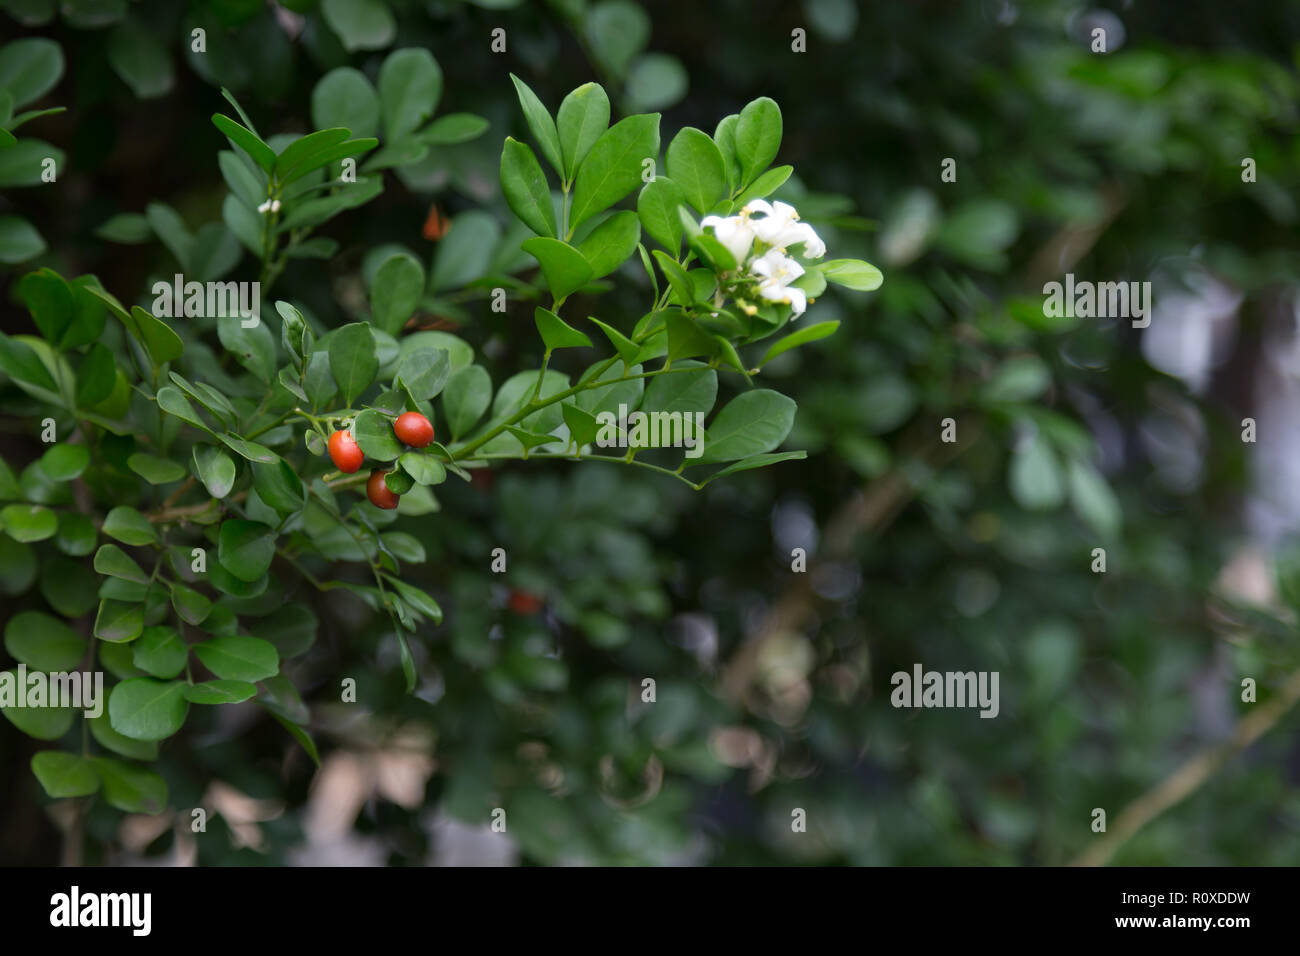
[[701, 199, 826, 317], [257, 199, 282, 215]]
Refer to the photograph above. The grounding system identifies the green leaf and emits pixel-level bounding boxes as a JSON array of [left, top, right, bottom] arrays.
[[735, 164, 793, 205], [128, 306, 184, 367], [106, 20, 173, 99], [521, 237, 594, 302], [429, 210, 499, 291], [219, 434, 279, 464], [302, 351, 338, 408], [576, 209, 641, 279], [217, 319, 275, 384], [694, 389, 797, 465], [733, 97, 782, 188], [589, 316, 640, 367], [535, 307, 593, 351], [31, 752, 100, 798], [699, 450, 808, 485], [185, 680, 258, 705], [39, 555, 97, 618], [5, 610, 85, 671], [132, 625, 187, 680], [561, 402, 600, 447], [443, 364, 492, 440], [329, 323, 378, 405], [74, 343, 115, 408], [380, 575, 443, 624], [983, 355, 1051, 404], [557, 82, 611, 180], [54, 512, 95, 557], [399, 330, 473, 372], [157, 385, 213, 435], [94, 212, 152, 244], [0, 331, 59, 395], [0, 38, 63, 109], [0, 534, 36, 594], [1068, 458, 1121, 539], [1009, 435, 1065, 510], [421, 112, 489, 145], [38, 443, 88, 481], [322, 0, 396, 52], [102, 506, 157, 547], [251, 457, 306, 515], [193, 635, 279, 683], [1, 503, 56, 542], [637, 178, 687, 254], [397, 347, 450, 401], [92, 757, 167, 813], [212, 113, 275, 174], [642, 361, 717, 415], [170, 583, 211, 627], [384, 469, 414, 494], [311, 67, 379, 139], [88, 712, 159, 761], [93, 599, 143, 643], [379, 47, 442, 141], [217, 519, 275, 582], [820, 258, 884, 291], [663, 311, 717, 362], [1, 676, 75, 739], [569, 113, 660, 231], [666, 127, 727, 215], [509, 73, 563, 177], [371, 253, 426, 336], [0, 215, 45, 264], [275, 127, 350, 178], [108, 678, 189, 741], [193, 445, 236, 498], [501, 137, 557, 237], [574, 361, 643, 418], [759, 321, 841, 366], [169, 371, 236, 425], [18, 267, 74, 347], [584, 0, 650, 76], [354, 408, 403, 461], [506, 426, 561, 450], [278, 176, 384, 231], [270, 713, 320, 765], [400, 451, 446, 486], [127, 452, 186, 484], [652, 250, 696, 307], [94, 543, 149, 584]]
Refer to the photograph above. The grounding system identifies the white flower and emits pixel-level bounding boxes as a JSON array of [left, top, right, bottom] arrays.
[[749, 248, 808, 316], [743, 199, 826, 258], [701, 214, 756, 264], [257, 199, 282, 215]]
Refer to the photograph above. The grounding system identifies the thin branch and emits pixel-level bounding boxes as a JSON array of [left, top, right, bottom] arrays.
[[1070, 664, 1300, 867]]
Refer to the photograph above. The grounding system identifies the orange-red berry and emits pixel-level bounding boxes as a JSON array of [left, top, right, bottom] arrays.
[[328, 430, 364, 473], [393, 411, 434, 448], [366, 469, 400, 510]]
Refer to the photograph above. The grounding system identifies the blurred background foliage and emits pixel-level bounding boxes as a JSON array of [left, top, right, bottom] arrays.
[[3, 0, 1300, 865]]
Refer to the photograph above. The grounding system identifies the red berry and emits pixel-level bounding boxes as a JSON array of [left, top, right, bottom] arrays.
[[393, 412, 434, 448], [328, 430, 364, 473], [366, 469, 400, 510], [507, 590, 544, 615]]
